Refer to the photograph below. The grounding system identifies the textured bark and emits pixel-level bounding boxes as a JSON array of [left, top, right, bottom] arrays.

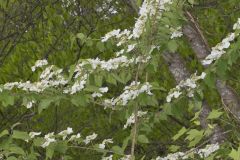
[[163, 53, 224, 143], [183, 24, 240, 121]]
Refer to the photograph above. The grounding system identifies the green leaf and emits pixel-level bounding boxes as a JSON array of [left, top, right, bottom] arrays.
[[54, 141, 68, 154], [167, 40, 178, 52], [38, 98, 55, 113], [207, 109, 223, 119], [94, 75, 103, 86], [7, 157, 18, 160], [0, 130, 9, 138], [0, 93, 15, 107], [71, 94, 89, 107], [112, 146, 124, 155], [46, 143, 55, 159], [106, 74, 117, 85], [33, 137, 45, 147], [96, 42, 105, 52], [188, 0, 198, 5], [121, 136, 130, 151], [137, 135, 149, 144], [173, 127, 187, 141], [76, 33, 85, 41], [9, 146, 25, 155], [12, 130, 30, 141], [229, 147, 240, 160]]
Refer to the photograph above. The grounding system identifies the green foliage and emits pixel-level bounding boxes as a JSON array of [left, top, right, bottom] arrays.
[[0, 0, 240, 159]]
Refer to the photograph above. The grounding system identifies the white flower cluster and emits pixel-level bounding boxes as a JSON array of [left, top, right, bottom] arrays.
[[202, 18, 240, 65], [156, 143, 220, 160], [196, 143, 220, 158], [83, 133, 98, 144], [101, 0, 173, 44], [31, 59, 48, 72], [104, 82, 153, 106], [41, 132, 56, 148], [233, 18, 240, 30], [36, 127, 81, 147], [92, 87, 109, 98], [58, 127, 73, 140], [166, 72, 206, 102], [124, 111, 148, 129], [170, 26, 183, 39], [99, 138, 113, 149], [96, 0, 118, 19], [101, 29, 121, 42], [64, 74, 88, 94], [156, 152, 187, 160], [3, 61, 68, 93]]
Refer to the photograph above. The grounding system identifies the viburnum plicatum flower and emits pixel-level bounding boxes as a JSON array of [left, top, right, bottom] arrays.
[[126, 43, 137, 52], [69, 133, 81, 141], [29, 132, 41, 139], [156, 143, 219, 160], [233, 18, 240, 30], [92, 87, 109, 98], [99, 138, 113, 149], [58, 127, 73, 140], [31, 59, 48, 72], [101, 29, 121, 42], [202, 18, 240, 65], [105, 81, 153, 106], [83, 133, 98, 144], [99, 87, 108, 93], [166, 72, 206, 102], [170, 26, 183, 39], [124, 111, 147, 129], [41, 132, 56, 148], [196, 143, 220, 158], [115, 49, 125, 57]]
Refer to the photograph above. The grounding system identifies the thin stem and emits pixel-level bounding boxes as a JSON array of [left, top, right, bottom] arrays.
[[131, 64, 141, 160]]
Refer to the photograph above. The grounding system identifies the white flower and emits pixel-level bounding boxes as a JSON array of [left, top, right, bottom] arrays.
[[29, 132, 41, 139], [58, 127, 73, 140], [99, 87, 108, 93], [41, 132, 56, 148], [166, 91, 182, 103], [196, 143, 219, 158], [69, 133, 81, 141], [115, 49, 125, 56], [92, 92, 103, 98], [101, 29, 120, 42], [233, 18, 240, 30], [170, 26, 183, 39], [99, 139, 113, 149], [126, 44, 136, 52], [83, 133, 98, 144], [26, 100, 35, 109], [109, 82, 153, 106], [124, 111, 147, 129], [31, 59, 48, 72]]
